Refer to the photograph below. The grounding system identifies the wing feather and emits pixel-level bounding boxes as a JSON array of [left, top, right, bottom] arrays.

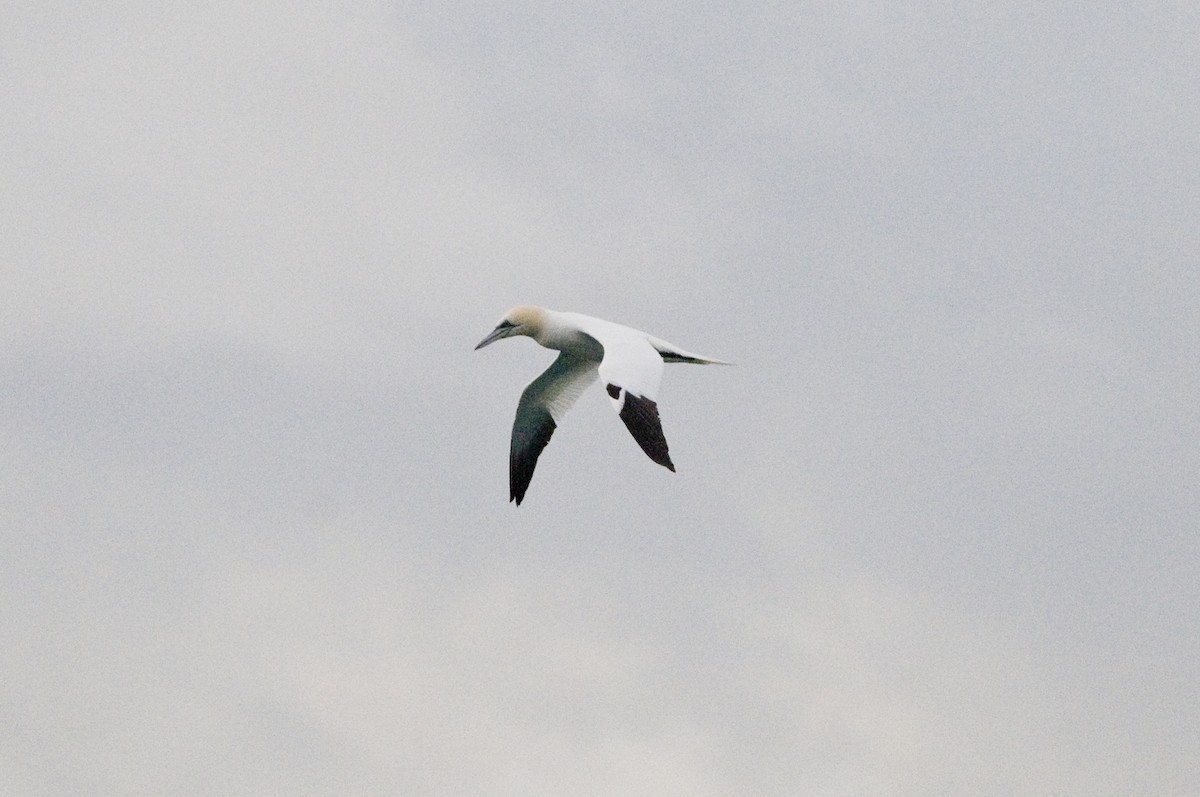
[[509, 352, 597, 504], [597, 338, 675, 471]]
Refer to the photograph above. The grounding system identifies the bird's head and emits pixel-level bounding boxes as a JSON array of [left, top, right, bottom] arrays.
[[474, 305, 547, 350]]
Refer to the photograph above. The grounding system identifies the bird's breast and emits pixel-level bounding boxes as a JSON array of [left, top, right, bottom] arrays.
[[540, 328, 604, 360]]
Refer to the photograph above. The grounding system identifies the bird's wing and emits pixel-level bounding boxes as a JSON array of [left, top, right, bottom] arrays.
[[595, 335, 675, 472], [510, 352, 598, 504]]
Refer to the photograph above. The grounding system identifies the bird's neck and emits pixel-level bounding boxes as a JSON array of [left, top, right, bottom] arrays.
[[535, 312, 602, 358]]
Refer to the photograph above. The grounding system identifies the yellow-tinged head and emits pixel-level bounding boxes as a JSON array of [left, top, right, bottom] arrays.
[[474, 305, 548, 350]]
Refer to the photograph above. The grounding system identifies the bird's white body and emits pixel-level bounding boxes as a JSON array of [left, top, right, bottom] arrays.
[[475, 306, 729, 505]]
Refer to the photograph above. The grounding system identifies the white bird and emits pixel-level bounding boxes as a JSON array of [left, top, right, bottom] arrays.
[[475, 305, 730, 505]]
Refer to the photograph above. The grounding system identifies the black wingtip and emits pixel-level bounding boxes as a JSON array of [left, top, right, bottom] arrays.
[[614, 389, 675, 471], [509, 410, 556, 507]]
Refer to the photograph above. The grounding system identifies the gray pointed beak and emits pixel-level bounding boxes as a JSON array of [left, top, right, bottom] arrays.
[[475, 325, 511, 350]]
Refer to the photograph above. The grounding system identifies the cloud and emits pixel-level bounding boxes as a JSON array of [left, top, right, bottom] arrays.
[[2, 1, 1198, 794]]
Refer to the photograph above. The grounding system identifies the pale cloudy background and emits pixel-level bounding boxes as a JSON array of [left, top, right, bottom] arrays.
[[2, 2, 1198, 795]]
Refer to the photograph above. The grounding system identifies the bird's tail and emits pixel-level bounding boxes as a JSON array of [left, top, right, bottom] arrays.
[[647, 335, 734, 365]]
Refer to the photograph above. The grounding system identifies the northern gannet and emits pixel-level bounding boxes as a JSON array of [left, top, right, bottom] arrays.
[[475, 306, 730, 505]]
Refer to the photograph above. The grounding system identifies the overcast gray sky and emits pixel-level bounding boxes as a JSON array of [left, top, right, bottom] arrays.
[[2, 2, 1198, 795]]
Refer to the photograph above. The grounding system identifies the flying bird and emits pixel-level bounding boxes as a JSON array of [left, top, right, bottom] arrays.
[[475, 305, 730, 505]]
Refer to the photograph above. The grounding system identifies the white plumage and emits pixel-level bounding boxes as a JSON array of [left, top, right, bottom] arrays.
[[475, 306, 730, 505]]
